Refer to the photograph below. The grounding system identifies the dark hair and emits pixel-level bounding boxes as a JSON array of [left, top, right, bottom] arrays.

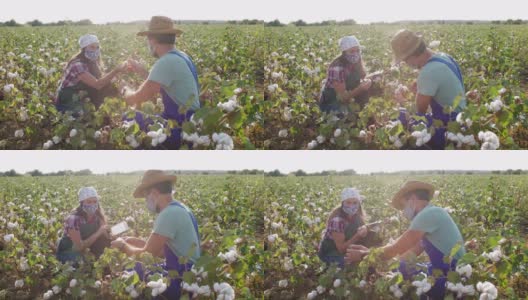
[[66, 48, 103, 79], [149, 34, 176, 45], [73, 202, 107, 225], [408, 40, 427, 58], [150, 181, 173, 195], [406, 189, 432, 201]]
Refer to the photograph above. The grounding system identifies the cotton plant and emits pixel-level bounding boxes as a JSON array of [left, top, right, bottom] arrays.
[[478, 131, 500, 150], [446, 282, 476, 298], [212, 132, 234, 150], [477, 281, 498, 300], [218, 247, 238, 263], [217, 95, 238, 113], [486, 97, 504, 113], [214, 282, 235, 300]]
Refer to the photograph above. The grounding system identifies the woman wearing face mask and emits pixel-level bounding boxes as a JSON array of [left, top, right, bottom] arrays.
[[318, 188, 374, 268], [319, 36, 372, 114], [346, 181, 465, 300], [55, 34, 127, 113], [56, 187, 111, 264]]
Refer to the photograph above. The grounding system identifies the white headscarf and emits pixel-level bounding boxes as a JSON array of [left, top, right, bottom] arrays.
[[79, 34, 99, 49], [339, 36, 360, 52], [341, 187, 365, 202], [78, 187, 100, 202]]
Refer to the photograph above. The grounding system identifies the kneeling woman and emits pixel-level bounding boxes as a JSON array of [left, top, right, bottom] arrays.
[[55, 34, 125, 114], [318, 188, 377, 268], [56, 187, 111, 263], [319, 36, 372, 114]]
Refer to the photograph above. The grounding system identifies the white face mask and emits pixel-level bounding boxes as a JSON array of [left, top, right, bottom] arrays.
[[147, 40, 157, 57], [146, 193, 158, 213], [403, 199, 416, 221]]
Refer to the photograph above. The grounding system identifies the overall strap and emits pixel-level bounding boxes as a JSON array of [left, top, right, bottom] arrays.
[[168, 50, 200, 92], [427, 54, 464, 88], [169, 201, 200, 242]]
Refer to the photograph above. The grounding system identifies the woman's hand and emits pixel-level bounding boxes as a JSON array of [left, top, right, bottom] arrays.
[[345, 244, 369, 264], [358, 79, 372, 92], [111, 237, 126, 250], [98, 225, 111, 239], [357, 225, 368, 238]]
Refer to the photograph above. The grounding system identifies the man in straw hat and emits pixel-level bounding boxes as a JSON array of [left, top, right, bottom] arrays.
[[391, 29, 466, 150], [111, 170, 200, 299], [123, 16, 201, 149], [345, 181, 465, 299]]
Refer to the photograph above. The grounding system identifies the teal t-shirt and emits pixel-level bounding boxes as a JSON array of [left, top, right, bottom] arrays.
[[153, 202, 200, 263], [417, 53, 466, 112], [410, 204, 466, 259], [148, 50, 200, 111]]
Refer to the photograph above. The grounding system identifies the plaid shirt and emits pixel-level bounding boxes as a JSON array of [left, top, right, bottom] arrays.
[[58, 60, 89, 89], [63, 213, 98, 232], [325, 61, 356, 89], [324, 216, 348, 239]]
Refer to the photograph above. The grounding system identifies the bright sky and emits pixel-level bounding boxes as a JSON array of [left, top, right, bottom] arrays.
[[2, 0, 527, 24], [0, 151, 526, 174]]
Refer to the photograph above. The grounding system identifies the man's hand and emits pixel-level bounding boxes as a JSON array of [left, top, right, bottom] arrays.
[[345, 244, 369, 264], [126, 59, 147, 74], [111, 237, 126, 250]]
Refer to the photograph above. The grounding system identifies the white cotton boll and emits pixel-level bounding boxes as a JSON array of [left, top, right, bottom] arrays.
[[93, 281, 101, 289], [466, 118, 473, 128], [3, 234, 14, 243], [359, 130, 367, 138], [316, 285, 325, 294], [233, 88, 242, 94], [14, 129, 24, 138], [268, 234, 278, 243], [279, 279, 288, 288], [7, 71, 18, 79], [69, 279, 77, 288], [477, 282, 498, 300], [359, 280, 367, 288], [52, 136, 61, 144], [15, 279, 24, 288], [43, 290, 54, 300], [316, 135, 325, 144], [94, 131, 102, 139], [307, 140, 318, 150], [307, 290, 318, 300], [278, 129, 288, 138], [478, 131, 500, 150], [334, 128, 342, 138], [271, 71, 283, 80], [43, 140, 54, 150], [283, 258, 293, 271], [429, 40, 441, 49], [486, 97, 504, 113], [53, 285, 62, 294], [69, 129, 77, 138], [333, 279, 341, 288], [456, 264, 473, 278], [282, 108, 292, 121], [217, 96, 238, 113], [19, 258, 29, 271], [268, 84, 279, 93], [129, 289, 139, 298], [498, 88, 507, 95], [19, 109, 29, 121], [4, 84, 14, 93]]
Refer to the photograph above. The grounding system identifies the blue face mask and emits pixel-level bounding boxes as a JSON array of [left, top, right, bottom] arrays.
[[342, 203, 359, 216], [345, 53, 361, 64], [82, 203, 98, 215], [403, 200, 416, 220], [85, 49, 100, 61], [146, 194, 158, 213]]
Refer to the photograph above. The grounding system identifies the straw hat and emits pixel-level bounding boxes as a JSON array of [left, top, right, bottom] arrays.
[[391, 29, 424, 63], [391, 181, 434, 210], [137, 16, 183, 37], [133, 170, 177, 198]]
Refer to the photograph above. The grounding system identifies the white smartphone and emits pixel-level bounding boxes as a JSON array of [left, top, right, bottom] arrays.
[[111, 221, 129, 236]]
